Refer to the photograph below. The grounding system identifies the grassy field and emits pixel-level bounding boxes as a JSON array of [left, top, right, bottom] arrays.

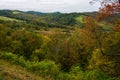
[[99, 22, 113, 31], [75, 15, 84, 27], [0, 60, 43, 80], [75, 15, 84, 23], [0, 16, 23, 22], [12, 11, 20, 14]]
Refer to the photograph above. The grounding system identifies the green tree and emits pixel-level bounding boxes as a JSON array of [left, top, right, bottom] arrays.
[[10, 29, 44, 59]]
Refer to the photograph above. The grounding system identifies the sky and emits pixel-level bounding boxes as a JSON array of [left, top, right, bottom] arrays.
[[0, 0, 101, 13]]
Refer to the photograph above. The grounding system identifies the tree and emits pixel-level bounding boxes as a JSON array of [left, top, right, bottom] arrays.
[[10, 29, 44, 59], [91, 0, 120, 21], [59, 39, 79, 71], [83, 16, 106, 55], [0, 24, 12, 51], [88, 0, 120, 76]]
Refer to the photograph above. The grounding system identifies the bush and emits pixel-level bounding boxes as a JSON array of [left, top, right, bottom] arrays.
[[0, 52, 60, 79], [29, 60, 60, 79], [57, 72, 71, 80], [84, 69, 110, 80], [17, 56, 28, 67], [0, 52, 18, 62], [69, 65, 84, 80], [1, 52, 119, 80]]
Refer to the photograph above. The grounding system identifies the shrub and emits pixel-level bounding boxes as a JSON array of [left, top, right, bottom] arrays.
[[57, 72, 71, 80], [84, 69, 110, 80], [17, 56, 27, 67], [30, 60, 60, 79], [0, 52, 18, 62], [0, 52, 60, 79], [1, 52, 119, 80], [69, 65, 84, 80]]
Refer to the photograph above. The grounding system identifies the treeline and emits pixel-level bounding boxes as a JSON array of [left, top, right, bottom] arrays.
[[0, 10, 82, 28], [0, 10, 119, 29]]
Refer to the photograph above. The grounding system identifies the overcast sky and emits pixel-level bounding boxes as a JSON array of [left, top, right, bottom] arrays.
[[0, 0, 100, 13]]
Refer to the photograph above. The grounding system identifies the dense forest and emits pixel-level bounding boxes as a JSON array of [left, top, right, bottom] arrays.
[[0, 0, 120, 80]]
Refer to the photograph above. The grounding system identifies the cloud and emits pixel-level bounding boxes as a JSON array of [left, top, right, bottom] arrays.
[[0, 0, 100, 13]]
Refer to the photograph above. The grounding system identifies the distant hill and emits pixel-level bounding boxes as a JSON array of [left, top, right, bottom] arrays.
[[0, 9, 119, 30], [0, 10, 82, 28], [27, 11, 45, 15]]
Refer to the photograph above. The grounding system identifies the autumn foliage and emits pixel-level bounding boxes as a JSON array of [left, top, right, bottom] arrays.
[[0, 0, 120, 79], [97, 0, 120, 21]]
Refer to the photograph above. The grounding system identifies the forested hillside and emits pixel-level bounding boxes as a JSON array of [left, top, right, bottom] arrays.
[[0, 1, 120, 79]]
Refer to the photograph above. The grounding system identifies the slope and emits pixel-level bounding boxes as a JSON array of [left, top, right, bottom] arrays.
[[0, 60, 43, 80]]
